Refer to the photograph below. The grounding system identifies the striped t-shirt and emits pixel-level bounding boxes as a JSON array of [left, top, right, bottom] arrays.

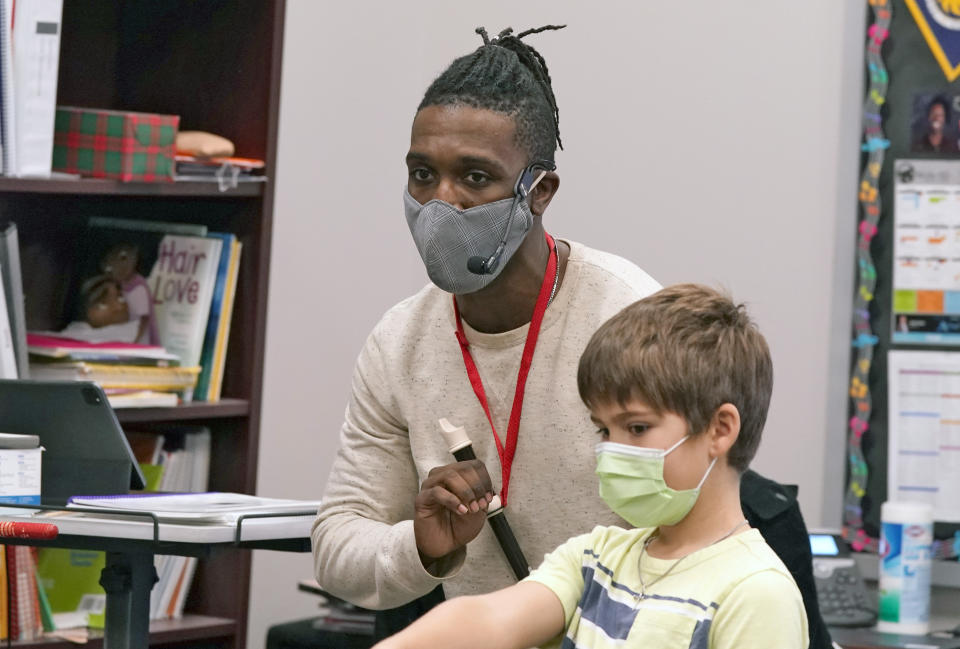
[[526, 526, 808, 649]]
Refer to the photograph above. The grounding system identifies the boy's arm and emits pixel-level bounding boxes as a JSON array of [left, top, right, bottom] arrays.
[[372, 581, 565, 649], [710, 570, 809, 649]]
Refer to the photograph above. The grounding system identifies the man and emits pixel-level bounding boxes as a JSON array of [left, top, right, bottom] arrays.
[[311, 25, 831, 649], [312, 23, 657, 611]]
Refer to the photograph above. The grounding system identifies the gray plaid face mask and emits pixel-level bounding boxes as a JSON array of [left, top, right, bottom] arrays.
[[403, 188, 534, 294]]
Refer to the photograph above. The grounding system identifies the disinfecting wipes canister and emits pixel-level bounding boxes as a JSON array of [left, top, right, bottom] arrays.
[[877, 501, 934, 635]]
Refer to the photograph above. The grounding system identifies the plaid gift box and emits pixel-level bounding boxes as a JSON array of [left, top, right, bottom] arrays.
[[52, 106, 179, 182]]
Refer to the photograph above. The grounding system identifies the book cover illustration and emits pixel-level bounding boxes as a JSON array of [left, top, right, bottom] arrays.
[[63, 217, 209, 347], [146, 234, 222, 369]]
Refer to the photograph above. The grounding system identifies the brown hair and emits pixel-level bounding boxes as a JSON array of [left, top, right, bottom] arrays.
[[577, 284, 773, 473]]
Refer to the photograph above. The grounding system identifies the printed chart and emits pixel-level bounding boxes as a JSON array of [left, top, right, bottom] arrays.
[[888, 350, 960, 521], [892, 159, 960, 345]]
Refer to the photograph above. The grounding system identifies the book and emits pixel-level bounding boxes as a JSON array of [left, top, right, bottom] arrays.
[[0, 545, 7, 640], [149, 554, 175, 618], [60, 217, 207, 349], [35, 548, 105, 630], [0, 263, 16, 377], [146, 234, 222, 374], [125, 431, 164, 466], [0, 223, 28, 377], [61, 218, 227, 402], [27, 361, 200, 392], [184, 428, 211, 493], [152, 427, 210, 493], [168, 557, 197, 619], [65, 217, 207, 347], [128, 427, 206, 621], [0, 0, 16, 176], [27, 332, 179, 363], [32, 352, 177, 367], [152, 555, 193, 620], [67, 492, 322, 525], [7, 545, 42, 640], [208, 240, 241, 401], [194, 232, 236, 401], [138, 463, 164, 491], [35, 570, 54, 633], [106, 390, 179, 410], [6, 547, 17, 641], [11, 0, 63, 178]]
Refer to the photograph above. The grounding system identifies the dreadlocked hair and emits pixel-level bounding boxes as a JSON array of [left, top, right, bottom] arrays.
[[418, 25, 565, 162]]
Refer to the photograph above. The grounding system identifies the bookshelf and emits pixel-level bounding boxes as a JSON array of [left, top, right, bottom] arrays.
[[2, 2, 285, 648]]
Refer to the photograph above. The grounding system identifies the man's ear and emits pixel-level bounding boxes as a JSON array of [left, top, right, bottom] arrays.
[[529, 171, 559, 216], [708, 403, 741, 458]]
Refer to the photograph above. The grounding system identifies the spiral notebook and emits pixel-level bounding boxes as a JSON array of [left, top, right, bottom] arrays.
[[66, 492, 321, 525]]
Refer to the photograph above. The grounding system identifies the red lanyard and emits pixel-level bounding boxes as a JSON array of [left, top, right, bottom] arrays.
[[453, 233, 557, 507]]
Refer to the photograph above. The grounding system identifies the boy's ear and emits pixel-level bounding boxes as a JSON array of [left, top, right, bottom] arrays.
[[708, 403, 741, 458]]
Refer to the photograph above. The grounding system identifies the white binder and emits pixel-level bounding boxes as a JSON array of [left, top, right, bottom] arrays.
[[0, 0, 16, 175], [10, 0, 63, 177]]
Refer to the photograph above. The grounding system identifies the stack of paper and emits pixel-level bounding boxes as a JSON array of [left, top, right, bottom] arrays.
[[67, 492, 322, 525]]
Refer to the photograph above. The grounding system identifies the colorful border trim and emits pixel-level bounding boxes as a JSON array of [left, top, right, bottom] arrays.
[[844, 0, 891, 554]]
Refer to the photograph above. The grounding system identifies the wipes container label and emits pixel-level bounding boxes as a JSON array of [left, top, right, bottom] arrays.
[[879, 520, 932, 625]]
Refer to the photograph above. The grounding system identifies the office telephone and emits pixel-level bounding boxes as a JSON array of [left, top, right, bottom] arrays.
[[810, 532, 876, 628]]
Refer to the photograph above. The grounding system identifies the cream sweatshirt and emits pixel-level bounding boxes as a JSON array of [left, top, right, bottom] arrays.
[[311, 239, 660, 609]]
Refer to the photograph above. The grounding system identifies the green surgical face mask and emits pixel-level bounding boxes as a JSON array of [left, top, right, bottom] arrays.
[[595, 437, 717, 528]]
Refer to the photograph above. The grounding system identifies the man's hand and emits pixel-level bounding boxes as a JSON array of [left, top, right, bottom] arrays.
[[414, 459, 495, 565]]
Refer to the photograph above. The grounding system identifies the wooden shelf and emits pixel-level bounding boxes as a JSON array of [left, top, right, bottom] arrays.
[[0, 176, 265, 197], [0, 3, 287, 647], [115, 398, 250, 423], [15, 614, 236, 647]]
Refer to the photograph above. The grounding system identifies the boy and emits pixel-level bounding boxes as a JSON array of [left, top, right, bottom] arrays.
[[371, 284, 808, 649]]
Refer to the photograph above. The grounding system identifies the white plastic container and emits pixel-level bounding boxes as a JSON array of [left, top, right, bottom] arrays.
[[877, 501, 934, 634]]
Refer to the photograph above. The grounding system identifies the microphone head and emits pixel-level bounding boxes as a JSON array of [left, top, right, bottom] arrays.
[[467, 256, 489, 274]]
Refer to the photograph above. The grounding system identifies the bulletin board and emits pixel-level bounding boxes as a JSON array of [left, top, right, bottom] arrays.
[[846, 0, 960, 557]]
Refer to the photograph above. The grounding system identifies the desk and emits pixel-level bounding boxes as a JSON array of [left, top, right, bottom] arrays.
[[828, 586, 960, 649], [830, 626, 960, 649], [0, 507, 316, 649]]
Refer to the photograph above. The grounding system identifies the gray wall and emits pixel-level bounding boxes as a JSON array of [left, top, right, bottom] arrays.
[[247, 1, 867, 646]]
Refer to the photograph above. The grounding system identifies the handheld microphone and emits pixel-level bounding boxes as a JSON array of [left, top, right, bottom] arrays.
[[438, 418, 530, 580], [466, 164, 552, 276]]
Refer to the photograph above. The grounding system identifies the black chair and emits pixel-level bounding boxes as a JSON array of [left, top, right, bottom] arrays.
[[741, 469, 833, 649]]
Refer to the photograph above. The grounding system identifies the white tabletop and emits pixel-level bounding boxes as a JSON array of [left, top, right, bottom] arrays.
[[2, 508, 316, 544]]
